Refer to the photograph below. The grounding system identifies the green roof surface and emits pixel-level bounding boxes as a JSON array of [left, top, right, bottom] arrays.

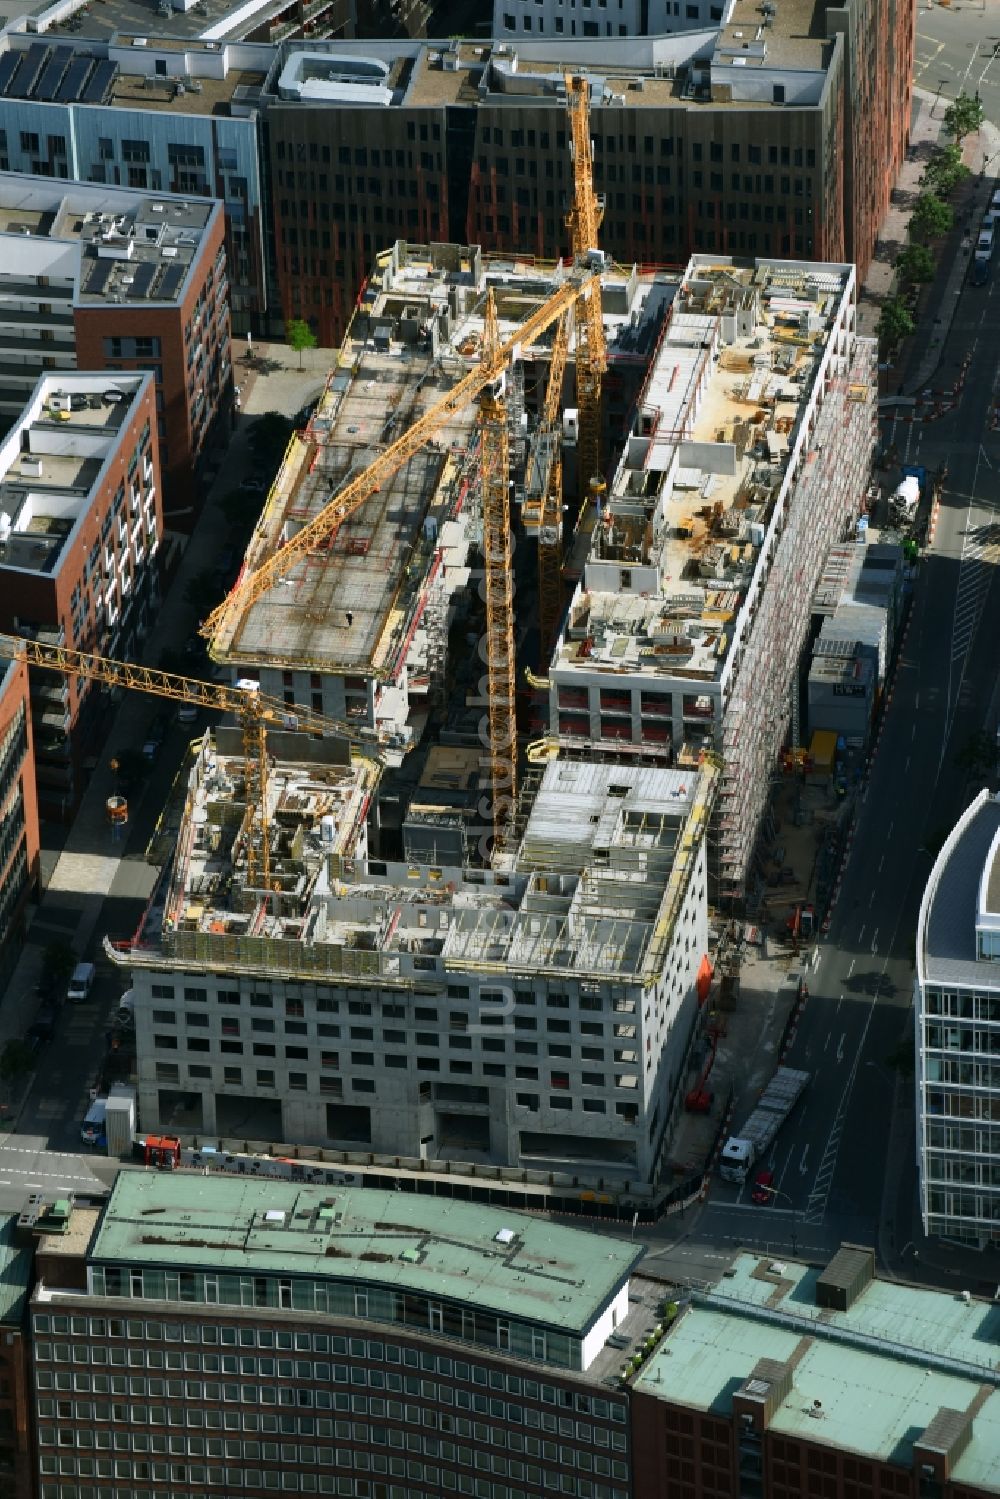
[[633, 1306, 997, 1478], [707, 1253, 1000, 1381], [951, 1390, 1000, 1494], [92, 1174, 642, 1334], [0, 1211, 33, 1325]]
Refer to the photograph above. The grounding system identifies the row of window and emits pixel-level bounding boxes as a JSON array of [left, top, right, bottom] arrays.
[[40, 1463, 627, 1498], [39, 1419, 627, 1474]]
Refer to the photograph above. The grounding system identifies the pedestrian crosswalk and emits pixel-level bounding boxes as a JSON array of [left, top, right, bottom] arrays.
[[950, 516, 1000, 665]]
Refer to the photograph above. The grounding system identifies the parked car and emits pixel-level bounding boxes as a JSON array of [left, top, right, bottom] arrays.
[[178, 703, 199, 724], [67, 962, 96, 1004], [142, 712, 169, 760], [80, 1097, 107, 1147], [239, 475, 266, 495], [750, 1168, 776, 1205]]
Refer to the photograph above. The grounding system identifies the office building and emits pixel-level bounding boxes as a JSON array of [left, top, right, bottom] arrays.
[[547, 253, 876, 899], [494, 0, 730, 41], [0, 36, 266, 334], [111, 726, 716, 1183], [0, 178, 232, 514], [0, 1210, 34, 1498], [915, 789, 1000, 1249], [31, 1172, 642, 1498], [0, 371, 162, 815], [208, 238, 665, 750], [0, 6, 913, 348], [0, 656, 39, 990], [630, 1245, 1000, 1499]]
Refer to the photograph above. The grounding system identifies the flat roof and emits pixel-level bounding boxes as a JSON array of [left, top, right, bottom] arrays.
[[705, 1252, 1000, 1382], [109, 64, 266, 116], [922, 793, 1000, 985], [0, 372, 148, 578], [0, 178, 218, 307], [92, 1172, 642, 1334], [634, 1305, 996, 1475]]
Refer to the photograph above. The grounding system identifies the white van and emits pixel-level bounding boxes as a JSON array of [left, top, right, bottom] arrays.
[[81, 1097, 107, 1146], [67, 962, 96, 1003], [976, 225, 994, 257]]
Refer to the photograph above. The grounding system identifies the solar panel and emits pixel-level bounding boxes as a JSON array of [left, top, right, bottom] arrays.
[[126, 261, 156, 299], [35, 48, 72, 103], [57, 56, 94, 103], [84, 257, 114, 297], [157, 263, 186, 302], [8, 43, 49, 99], [0, 53, 22, 96], [82, 58, 117, 105]]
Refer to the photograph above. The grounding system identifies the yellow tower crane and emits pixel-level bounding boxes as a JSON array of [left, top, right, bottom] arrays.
[[525, 309, 571, 665], [201, 270, 599, 655], [478, 292, 518, 848], [0, 632, 389, 891], [565, 71, 607, 505]]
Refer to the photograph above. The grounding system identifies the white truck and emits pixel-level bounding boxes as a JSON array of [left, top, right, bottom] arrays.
[[719, 1066, 810, 1184], [889, 474, 921, 522]]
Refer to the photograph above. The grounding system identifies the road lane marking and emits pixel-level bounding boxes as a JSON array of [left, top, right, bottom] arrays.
[[723, 1203, 798, 1216], [847, 959, 855, 976], [837, 1034, 845, 1064], [836, 994, 843, 1014], [824, 1031, 831, 1051], [878, 854, 885, 871], [799, 1145, 810, 1176], [871, 929, 879, 954], [858, 925, 866, 944]]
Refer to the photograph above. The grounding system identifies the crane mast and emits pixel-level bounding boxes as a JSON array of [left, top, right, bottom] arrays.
[[532, 310, 571, 663], [0, 632, 385, 891], [202, 271, 598, 653], [565, 72, 607, 504], [479, 292, 517, 850]]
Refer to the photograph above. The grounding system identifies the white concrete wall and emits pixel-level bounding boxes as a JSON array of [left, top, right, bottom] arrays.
[[580, 1279, 631, 1369]]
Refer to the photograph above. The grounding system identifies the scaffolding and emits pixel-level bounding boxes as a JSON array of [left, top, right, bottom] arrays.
[[716, 335, 878, 902]]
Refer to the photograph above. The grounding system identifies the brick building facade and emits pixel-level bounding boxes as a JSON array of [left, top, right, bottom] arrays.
[[0, 371, 162, 816]]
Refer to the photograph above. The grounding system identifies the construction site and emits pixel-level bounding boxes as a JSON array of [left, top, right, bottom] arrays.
[[208, 238, 667, 762], [102, 77, 878, 1185], [113, 726, 717, 1180], [548, 254, 877, 903]]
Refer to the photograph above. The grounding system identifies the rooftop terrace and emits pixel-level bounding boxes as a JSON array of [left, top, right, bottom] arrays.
[[555, 255, 855, 690], [88, 1172, 642, 1335], [0, 373, 149, 577], [118, 736, 715, 989]]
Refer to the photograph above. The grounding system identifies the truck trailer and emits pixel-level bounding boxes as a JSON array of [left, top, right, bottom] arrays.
[[719, 1066, 810, 1183]]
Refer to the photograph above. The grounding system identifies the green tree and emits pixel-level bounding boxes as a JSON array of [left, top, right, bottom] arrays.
[[921, 143, 970, 197], [41, 937, 76, 983], [943, 90, 985, 144], [285, 317, 318, 370], [877, 297, 914, 351], [895, 243, 935, 285], [909, 191, 953, 244]]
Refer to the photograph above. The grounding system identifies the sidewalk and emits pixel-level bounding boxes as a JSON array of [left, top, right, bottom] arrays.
[[857, 88, 1000, 393], [0, 346, 329, 1052]]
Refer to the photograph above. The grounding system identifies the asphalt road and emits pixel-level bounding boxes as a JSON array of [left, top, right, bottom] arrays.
[[917, 4, 1000, 129]]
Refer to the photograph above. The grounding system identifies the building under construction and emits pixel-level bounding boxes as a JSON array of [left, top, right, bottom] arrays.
[[112, 731, 717, 1184], [209, 238, 671, 759], [548, 253, 876, 901]]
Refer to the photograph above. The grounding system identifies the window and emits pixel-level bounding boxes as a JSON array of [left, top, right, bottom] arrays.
[[256, 1070, 276, 1088]]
